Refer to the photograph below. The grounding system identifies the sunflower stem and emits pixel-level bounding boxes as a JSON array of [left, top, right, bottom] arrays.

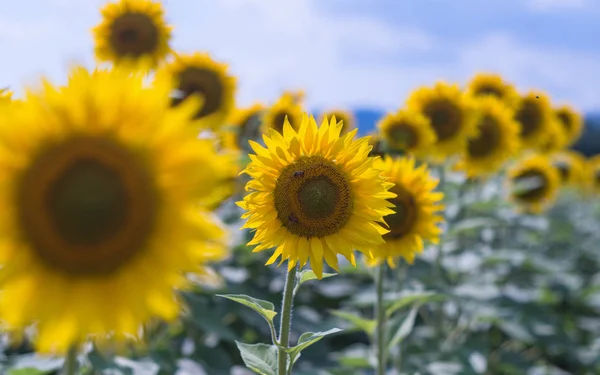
[[435, 165, 447, 339], [277, 264, 298, 375], [62, 345, 78, 375], [375, 264, 387, 375]]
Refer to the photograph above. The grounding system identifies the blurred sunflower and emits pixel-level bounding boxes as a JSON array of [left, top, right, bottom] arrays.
[[587, 156, 600, 195], [369, 157, 443, 267], [456, 97, 520, 178], [0, 67, 229, 353], [238, 114, 396, 278], [466, 73, 520, 110], [554, 105, 584, 146], [221, 103, 265, 152], [93, 0, 172, 70], [262, 94, 303, 133], [158, 52, 237, 130], [319, 109, 356, 136], [368, 133, 386, 158], [377, 109, 436, 156], [406, 82, 479, 160], [0, 88, 12, 102], [507, 154, 560, 214], [281, 89, 306, 105], [513, 92, 553, 150], [537, 115, 568, 155], [551, 151, 587, 188]]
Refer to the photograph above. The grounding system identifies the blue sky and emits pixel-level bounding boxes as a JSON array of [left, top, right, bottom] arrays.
[[1, 0, 599, 114]]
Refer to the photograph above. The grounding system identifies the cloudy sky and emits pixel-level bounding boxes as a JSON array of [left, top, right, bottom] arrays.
[[1, 0, 599, 113]]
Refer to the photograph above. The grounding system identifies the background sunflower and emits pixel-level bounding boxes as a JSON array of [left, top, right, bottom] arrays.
[[456, 96, 520, 178], [369, 157, 443, 267], [93, 0, 172, 70], [466, 73, 521, 110], [513, 91, 553, 150], [507, 154, 560, 214], [406, 82, 479, 161], [262, 94, 304, 133], [554, 105, 584, 147], [159, 52, 237, 130], [377, 109, 436, 157], [319, 109, 356, 136]]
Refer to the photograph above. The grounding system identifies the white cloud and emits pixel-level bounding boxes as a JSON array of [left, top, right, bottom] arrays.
[[0, 0, 598, 113], [457, 32, 600, 110]]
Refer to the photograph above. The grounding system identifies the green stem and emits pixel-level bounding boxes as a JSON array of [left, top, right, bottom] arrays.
[[62, 345, 78, 375], [393, 264, 406, 374], [278, 264, 298, 375], [435, 165, 447, 339], [375, 264, 387, 375]]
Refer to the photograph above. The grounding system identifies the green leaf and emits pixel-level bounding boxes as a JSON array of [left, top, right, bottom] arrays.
[[235, 342, 278, 375], [385, 292, 446, 318], [217, 294, 277, 323], [286, 328, 342, 363], [297, 270, 336, 287], [330, 310, 376, 336], [388, 305, 419, 348], [7, 370, 52, 375]]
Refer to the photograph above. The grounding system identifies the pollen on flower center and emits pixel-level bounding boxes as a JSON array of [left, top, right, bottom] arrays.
[[423, 100, 462, 141], [468, 116, 501, 158], [274, 156, 353, 238], [18, 137, 157, 276], [110, 13, 159, 56], [385, 185, 417, 239]]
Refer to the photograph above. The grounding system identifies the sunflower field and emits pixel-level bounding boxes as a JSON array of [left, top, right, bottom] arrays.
[[1, 1, 600, 375]]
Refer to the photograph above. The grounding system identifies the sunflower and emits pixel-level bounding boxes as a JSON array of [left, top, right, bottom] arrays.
[[551, 151, 587, 189], [554, 105, 584, 147], [368, 133, 386, 158], [319, 109, 356, 136], [587, 155, 600, 195], [377, 109, 436, 156], [93, 0, 172, 70], [0, 66, 229, 353], [456, 97, 520, 178], [157, 52, 237, 130], [466, 73, 520, 110], [0, 88, 12, 102], [369, 157, 443, 267], [537, 114, 568, 154], [238, 114, 396, 278], [513, 91, 553, 150], [507, 154, 560, 214], [281, 89, 306, 105], [406, 82, 479, 160], [262, 94, 304, 133], [221, 103, 266, 152]]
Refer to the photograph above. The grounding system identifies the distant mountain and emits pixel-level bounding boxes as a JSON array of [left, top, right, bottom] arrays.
[[349, 109, 600, 156], [353, 108, 386, 135]]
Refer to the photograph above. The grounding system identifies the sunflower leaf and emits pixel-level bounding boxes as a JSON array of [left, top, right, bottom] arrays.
[[285, 328, 343, 365], [217, 294, 278, 324], [235, 342, 278, 375], [330, 310, 376, 336], [293, 270, 337, 295], [385, 292, 447, 318], [387, 305, 420, 349]]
